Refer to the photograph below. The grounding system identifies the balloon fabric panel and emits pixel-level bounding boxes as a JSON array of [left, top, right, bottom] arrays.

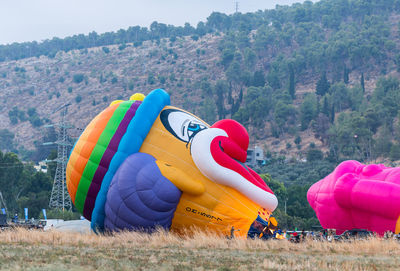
[[308, 160, 400, 235], [66, 89, 278, 237], [104, 152, 181, 231], [82, 101, 142, 219], [74, 101, 134, 215], [66, 104, 118, 203], [91, 89, 170, 231]]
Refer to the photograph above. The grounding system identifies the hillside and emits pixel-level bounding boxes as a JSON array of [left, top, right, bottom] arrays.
[[0, 35, 224, 158], [0, 36, 382, 160], [1, 0, 400, 165]]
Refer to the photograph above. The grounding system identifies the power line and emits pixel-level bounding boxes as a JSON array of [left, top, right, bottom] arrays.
[[0, 165, 25, 169]]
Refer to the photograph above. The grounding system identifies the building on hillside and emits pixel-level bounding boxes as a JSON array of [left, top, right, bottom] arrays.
[[34, 161, 48, 173], [246, 146, 265, 168]]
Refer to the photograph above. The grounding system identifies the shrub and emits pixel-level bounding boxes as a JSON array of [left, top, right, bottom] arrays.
[[390, 144, 400, 161], [73, 74, 84, 84], [306, 149, 323, 162], [75, 95, 82, 103]]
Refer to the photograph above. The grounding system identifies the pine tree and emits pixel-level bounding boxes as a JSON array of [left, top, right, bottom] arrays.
[[252, 70, 265, 87], [288, 64, 295, 99], [330, 104, 335, 123], [322, 96, 329, 116], [267, 70, 281, 90], [343, 65, 349, 84], [361, 73, 365, 93], [316, 72, 330, 96]]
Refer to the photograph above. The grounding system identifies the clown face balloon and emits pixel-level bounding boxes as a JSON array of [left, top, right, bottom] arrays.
[[66, 89, 278, 238]]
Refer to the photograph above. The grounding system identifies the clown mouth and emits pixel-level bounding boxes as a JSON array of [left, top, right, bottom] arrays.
[[191, 120, 278, 212]]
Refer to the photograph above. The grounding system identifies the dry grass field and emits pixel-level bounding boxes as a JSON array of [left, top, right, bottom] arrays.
[[0, 228, 399, 271]]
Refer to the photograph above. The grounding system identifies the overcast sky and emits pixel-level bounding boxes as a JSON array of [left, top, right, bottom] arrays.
[[0, 0, 311, 45]]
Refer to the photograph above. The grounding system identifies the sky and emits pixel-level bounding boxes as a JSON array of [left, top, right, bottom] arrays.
[[0, 0, 310, 45]]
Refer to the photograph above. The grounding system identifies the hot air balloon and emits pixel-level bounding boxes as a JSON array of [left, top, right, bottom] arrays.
[[66, 89, 278, 238], [307, 160, 400, 236]]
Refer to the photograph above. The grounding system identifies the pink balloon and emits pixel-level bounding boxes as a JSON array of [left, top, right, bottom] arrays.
[[307, 160, 400, 235]]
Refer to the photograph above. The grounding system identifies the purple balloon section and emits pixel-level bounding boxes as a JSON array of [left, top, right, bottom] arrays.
[[104, 152, 182, 231]]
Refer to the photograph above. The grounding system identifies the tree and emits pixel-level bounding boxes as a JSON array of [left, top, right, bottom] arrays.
[[220, 48, 235, 68], [330, 83, 350, 112], [330, 104, 335, 123], [73, 74, 84, 84], [206, 12, 231, 31], [316, 72, 330, 96], [300, 93, 318, 130], [0, 129, 15, 151], [294, 135, 302, 145], [252, 70, 265, 87], [267, 70, 281, 90], [0, 151, 54, 216], [343, 65, 349, 84], [75, 95, 82, 103], [288, 63, 295, 98], [260, 173, 288, 207], [199, 99, 217, 124], [306, 148, 324, 162], [102, 47, 110, 54], [214, 80, 228, 119], [286, 184, 316, 218], [390, 144, 400, 161], [243, 48, 256, 69], [233, 86, 273, 126], [274, 100, 297, 134], [321, 96, 330, 117], [147, 73, 155, 85], [225, 61, 247, 116], [312, 114, 330, 143], [361, 73, 365, 93]]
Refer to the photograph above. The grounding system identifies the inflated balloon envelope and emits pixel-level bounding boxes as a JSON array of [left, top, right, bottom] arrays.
[[66, 89, 278, 238], [307, 160, 400, 236]]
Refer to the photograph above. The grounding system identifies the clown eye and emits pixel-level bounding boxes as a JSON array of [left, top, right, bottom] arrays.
[[186, 122, 206, 141], [160, 108, 209, 143], [188, 123, 201, 132]]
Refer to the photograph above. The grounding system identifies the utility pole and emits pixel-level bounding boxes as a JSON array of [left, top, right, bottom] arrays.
[[285, 198, 287, 214], [235, 1, 239, 13], [0, 192, 7, 213], [44, 103, 73, 211]]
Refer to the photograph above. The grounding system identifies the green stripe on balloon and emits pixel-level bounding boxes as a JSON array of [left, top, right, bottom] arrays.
[[74, 101, 133, 213]]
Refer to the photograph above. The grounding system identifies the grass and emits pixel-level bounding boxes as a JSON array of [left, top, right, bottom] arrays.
[[0, 228, 399, 270]]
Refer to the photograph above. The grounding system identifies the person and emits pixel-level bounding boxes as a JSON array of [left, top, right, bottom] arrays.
[[13, 213, 18, 223], [301, 230, 306, 241], [260, 226, 274, 240], [384, 231, 394, 239], [290, 231, 300, 243], [228, 226, 240, 239]]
